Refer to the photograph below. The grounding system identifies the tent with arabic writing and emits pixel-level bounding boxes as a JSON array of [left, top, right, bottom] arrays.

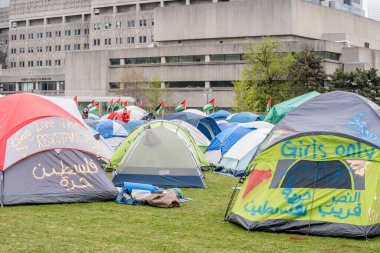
[[110, 120, 208, 188], [0, 93, 118, 205], [228, 91, 380, 238]]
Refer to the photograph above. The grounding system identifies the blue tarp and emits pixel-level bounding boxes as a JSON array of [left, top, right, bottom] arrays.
[[206, 125, 256, 155], [227, 112, 264, 123], [164, 112, 221, 140], [87, 119, 129, 139], [209, 110, 230, 121]]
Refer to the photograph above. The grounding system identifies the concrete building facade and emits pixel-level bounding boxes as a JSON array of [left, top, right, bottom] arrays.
[[368, 0, 380, 21], [0, 0, 378, 109]]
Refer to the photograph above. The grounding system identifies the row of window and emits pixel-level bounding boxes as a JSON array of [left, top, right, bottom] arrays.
[[109, 81, 234, 90], [10, 44, 90, 54], [9, 59, 62, 68], [10, 29, 89, 41], [93, 19, 153, 31], [0, 82, 65, 92], [93, 35, 151, 46]]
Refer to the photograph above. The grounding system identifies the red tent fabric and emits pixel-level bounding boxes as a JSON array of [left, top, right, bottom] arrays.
[[0, 93, 85, 171]]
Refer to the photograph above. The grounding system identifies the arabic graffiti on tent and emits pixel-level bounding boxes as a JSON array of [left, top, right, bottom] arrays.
[[32, 158, 99, 191], [318, 192, 361, 220]]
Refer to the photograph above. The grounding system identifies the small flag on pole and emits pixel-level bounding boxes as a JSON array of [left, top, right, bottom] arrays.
[[155, 102, 165, 115], [73, 96, 78, 106], [265, 97, 272, 113], [203, 99, 215, 112], [87, 100, 96, 108], [89, 102, 100, 114], [123, 101, 129, 107], [175, 100, 187, 112]]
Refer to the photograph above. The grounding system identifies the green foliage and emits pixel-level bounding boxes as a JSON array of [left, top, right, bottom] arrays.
[[142, 76, 168, 111], [0, 172, 379, 252], [234, 38, 296, 112], [329, 68, 380, 104], [289, 50, 327, 94]]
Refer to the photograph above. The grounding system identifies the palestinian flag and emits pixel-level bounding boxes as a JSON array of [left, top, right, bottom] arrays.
[[265, 97, 272, 113], [112, 98, 122, 110], [123, 101, 129, 107], [109, 99, 114, 111], [73, 96, 78, 106], [87, 100, 96, 108], [203, 99, 215, 112], [89, 102, 100, 114], [155, 102, 165, 115], [175, 100, 186, 112]]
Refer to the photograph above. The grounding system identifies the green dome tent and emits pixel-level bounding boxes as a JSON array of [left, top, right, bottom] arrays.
[[109, 120, 209, 188], [228, 91, 380, 238], [264, 91, 320, 124]]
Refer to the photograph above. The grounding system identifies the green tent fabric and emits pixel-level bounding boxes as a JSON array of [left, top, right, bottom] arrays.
[[264, 91, 320, 124]]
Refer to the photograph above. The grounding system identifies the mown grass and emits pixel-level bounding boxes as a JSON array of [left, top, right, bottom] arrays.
[[0, 172, 379, 253]]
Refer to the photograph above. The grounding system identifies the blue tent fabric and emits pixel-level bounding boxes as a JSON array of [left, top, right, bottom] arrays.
[[125, 120, 145, 133], [227, 112, 263, 123], [217, 121, 238, 131], [163, 112, 221, 140], [209, 110, 230, 121], [87, 120, 129, 139], [206, 125, 256, 155]]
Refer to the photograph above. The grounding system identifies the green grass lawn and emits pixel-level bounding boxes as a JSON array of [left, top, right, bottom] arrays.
[[0, 172, 379, 253]]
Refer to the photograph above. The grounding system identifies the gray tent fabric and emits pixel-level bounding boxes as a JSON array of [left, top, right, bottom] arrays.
[[259, 91, 380, 153], [5, 117, 102, 170], [115, 125, 206, 188], [1, 149, 118, 205]]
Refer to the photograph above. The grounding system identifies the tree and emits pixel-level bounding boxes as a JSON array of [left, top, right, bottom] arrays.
[[234, 37, 295, 112], [329, 68, 380, 104], [289, 49, 327, 94], [118, 67, 148, 103], [141, 76, 168, 111]]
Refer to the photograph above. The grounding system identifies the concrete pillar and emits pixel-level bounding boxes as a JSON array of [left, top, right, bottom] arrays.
[[120, 58, 125, 65], [205, 55, 211, 62], [26, 20, 30, 27], [160, 1, 165, 7], [63, 16, 66, 23], [15, 82, 19, 92], [161, 56, 166, 64], [136, 3, 141, 12], [56, 81, 60, 91], [205, 81, 211, 89], [186, 0, 190, 5], [44, 18, 47, 25], [212, 0, 218, 3], [113, 5, 117, 14], [82, 14, 85, 22], [161, 82, 166, 89]]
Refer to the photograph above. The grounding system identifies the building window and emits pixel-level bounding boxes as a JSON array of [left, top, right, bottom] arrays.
[[105, 22, 112, 29], [28, 47, 34, 53], [46, 60, 52, 66], [74, 44, 80, 50], [11, 35, 16, 40], [64, 30, 71, 36], [110, 59, 120, 65], [127, 37, 135, 44], [109, 83, 121, 89], [36, 60, 43, 67], [55, 59, 61, 66], [55, 31, 61, 37], [104, 38, 111, 45], [46, 46, 52, 52], [37, 46, 43, 53], [116, 21, 122, 29], [210, 81, 234, 87], [28, 33, 33, 39], [0, 83, 16, 91], [37, 32, 43, 39], [152, 19, 154, 26], [84, 28, 89, 35], [139, 36, 147, 44], [64, 44, 71, 51], [127, 20, 135, 27], [46, 31, 52, 38], [84, 43, 89, 50], [19, 48, 25, 54], [139, 19, 147, 27], [10, 48, 16, 54], [19, 61, 25, 67], [116, 37, 122, 45], [166, 55, 205, 63], [74, 29, 81, 36], [124, 57, 160, 64], [28, 61, 33, 67], [93, 39, 100, 46], [93, 23, 101, 30], [41, 82, 57, 91], [19, 34, 25, 40], [166, 82, 205, 88], [55, 45, 61, 51], [10, 62, 16, 68]]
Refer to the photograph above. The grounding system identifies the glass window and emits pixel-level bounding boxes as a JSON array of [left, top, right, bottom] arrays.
[[41, 82, 57, 91], [210, 81, 234, 87], [225, 54, 241, 61], [166, 56, 179, 63], [109, 83, 121, 89], [150, 57, 161, 64], [210, 55, 225, 61], [166, 81, 204, 88], [110, 59, 120, 65]]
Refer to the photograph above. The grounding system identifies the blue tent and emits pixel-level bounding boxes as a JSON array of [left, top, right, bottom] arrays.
[[227, 112, 264, 123], [209, 110, 230, 121], [217, 121, 238, 131], [125, 120, 146, 133], [206, 125, 256, 155], [87, 120, 129, 139], [164, 112, 221, 140]]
